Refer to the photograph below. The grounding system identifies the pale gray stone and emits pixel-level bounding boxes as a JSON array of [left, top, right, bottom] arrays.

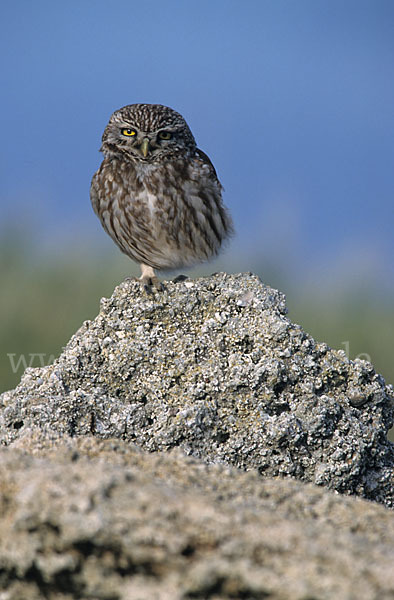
[[0, 436, 393, 600]]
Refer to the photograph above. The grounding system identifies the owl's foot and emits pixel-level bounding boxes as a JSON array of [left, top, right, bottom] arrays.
[[138, 264, 165, 293], [140, 275, 165, 293]]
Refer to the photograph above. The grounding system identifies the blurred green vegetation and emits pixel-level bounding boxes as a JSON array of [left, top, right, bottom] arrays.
[[1, 234, 393, 440], [0, 236, 133, 393]]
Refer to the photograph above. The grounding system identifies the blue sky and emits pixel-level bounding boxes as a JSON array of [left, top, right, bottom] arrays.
[[1, 0, 393, 291]]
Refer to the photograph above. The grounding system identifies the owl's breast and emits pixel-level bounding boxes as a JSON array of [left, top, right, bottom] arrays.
[[90, 155, 229, 270]]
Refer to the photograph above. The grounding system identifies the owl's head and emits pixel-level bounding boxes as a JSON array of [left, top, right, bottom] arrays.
[[100, 104, 196, 162]]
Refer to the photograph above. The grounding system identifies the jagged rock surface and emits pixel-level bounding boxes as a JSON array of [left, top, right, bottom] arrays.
[[1, 272, 393, 508]]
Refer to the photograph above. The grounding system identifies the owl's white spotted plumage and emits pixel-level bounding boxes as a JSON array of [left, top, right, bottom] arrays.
[[90, 103, 233, 288]]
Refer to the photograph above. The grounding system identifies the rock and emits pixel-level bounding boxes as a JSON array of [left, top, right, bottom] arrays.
[[1, 272, 393, 508], [0, 434, 393, 600], [1, 272, 394, 598]]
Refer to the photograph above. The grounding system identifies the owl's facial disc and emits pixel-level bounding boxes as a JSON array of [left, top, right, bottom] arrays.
[[119, 127, 177, 161], [101, 104, 198, 162]]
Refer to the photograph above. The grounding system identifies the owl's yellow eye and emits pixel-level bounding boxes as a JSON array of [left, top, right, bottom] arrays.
[[158, 131, 172, 140], [121, 128, 137, 136]]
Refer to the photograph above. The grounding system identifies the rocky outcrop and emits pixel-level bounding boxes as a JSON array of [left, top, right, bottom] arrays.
[[1, 272, 393, 599], [1, 272, 392, 505]]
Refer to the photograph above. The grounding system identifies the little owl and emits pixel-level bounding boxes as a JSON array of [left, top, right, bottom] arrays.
[[90, 103, 233, 289]]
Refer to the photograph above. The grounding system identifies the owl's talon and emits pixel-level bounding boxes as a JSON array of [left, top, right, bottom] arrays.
[[142, 279, 164, 293], [143, 282, 154, 295], [136, 264, 164, 292], [123, 275, 163, 293], [151, 277, 165, 292]]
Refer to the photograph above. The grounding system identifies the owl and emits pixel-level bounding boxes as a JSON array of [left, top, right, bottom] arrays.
[[90, 103, 233, 289]]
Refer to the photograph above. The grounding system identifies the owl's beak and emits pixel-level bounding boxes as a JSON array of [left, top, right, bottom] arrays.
[[140, 138, 150, 158]]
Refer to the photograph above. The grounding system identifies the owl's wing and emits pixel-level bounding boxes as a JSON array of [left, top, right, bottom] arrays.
[[195, 148, 221, 185], [90, 172, 103, 219]]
